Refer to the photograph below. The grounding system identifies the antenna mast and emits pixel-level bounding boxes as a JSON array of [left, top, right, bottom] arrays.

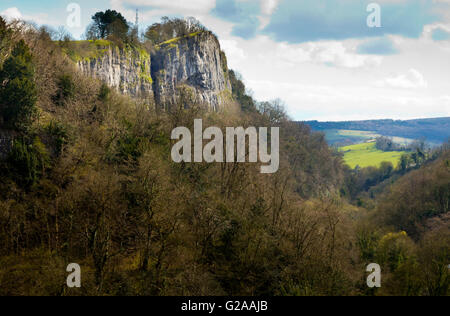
[[135, 9, 139, 31]]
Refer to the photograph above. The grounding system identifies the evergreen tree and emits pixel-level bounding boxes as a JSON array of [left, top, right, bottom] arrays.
[[92, 10, 129, 40], [0, 40, 37, 132]]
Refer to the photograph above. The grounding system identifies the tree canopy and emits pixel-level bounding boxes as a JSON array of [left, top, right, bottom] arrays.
[[0, 40, 37, 132], [90, 10, 129, 40], [144, 16, 206, 45], [0, 14, 448, 297]]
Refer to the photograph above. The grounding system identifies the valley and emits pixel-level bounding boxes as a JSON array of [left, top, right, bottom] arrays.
[[0, 11, 448, 297], [305, 119, 449, 169]]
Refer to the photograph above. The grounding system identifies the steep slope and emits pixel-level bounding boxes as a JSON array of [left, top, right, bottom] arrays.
[[71, 32, 232, 111], [152, 31, 232, 111], [1, 19, 449, 297], [73, 41, 154, 103]]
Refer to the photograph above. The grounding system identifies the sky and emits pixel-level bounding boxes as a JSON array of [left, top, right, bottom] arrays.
[[1, 0, 450, 121]]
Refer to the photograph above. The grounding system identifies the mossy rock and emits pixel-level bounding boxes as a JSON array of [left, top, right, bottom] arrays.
[[156, 31, 204, 49], [64, 40, 112, 62]]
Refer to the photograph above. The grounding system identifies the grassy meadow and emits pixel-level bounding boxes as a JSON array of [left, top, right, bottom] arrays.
[[340, 142, 406, 169], [324, 129, 414, 146]]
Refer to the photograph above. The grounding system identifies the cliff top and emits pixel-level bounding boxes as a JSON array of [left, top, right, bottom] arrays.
[[63, 39, 113, 62], [62, 30, 216, 64], [155, 31, 211, 48], [62, 39, 151, 64]]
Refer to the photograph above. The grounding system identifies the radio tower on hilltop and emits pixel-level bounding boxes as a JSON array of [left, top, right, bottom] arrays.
[[135, 9, 139, 32]]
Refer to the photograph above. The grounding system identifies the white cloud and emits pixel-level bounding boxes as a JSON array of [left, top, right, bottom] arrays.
[[220, 39, 247, 63], [377, 69, 428, 89], [260, 0, 280, 15], [306, 41, 382, 69], [257, 0, 280, 29], [118, 0, 216, 13], [247, 79, 449, 121], [0, 7, 56, 27], [248, 37, 382, 69], [422, 23, 450, 39], [1, 7, 22, 21], [111, 0, 216, 20]]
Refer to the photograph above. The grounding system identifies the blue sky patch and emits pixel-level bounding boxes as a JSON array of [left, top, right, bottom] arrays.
[[432, 28, 450, 41], [254, 0, 438, 43], [357, 37, 398, 55], [212, 0, 262, 39]]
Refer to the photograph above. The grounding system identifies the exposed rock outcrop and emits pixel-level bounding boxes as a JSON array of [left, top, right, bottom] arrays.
[[74, 32, 232, 111], [152, 32, 232, 111], [76, 44, 154, 102]]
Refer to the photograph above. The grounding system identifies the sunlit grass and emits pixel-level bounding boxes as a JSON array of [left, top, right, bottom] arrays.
[[340, 142, 406, 169]]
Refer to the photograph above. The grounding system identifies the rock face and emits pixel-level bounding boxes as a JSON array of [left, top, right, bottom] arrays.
[[75, 32, 232, 111], [152, 32, 232, 111], [77, 45, 154, 103]]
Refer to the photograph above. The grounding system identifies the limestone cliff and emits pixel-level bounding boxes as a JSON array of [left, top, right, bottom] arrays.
[[75, 42, 153, 102], [152, 31, 232, 111], [72, 32, 232, 111]]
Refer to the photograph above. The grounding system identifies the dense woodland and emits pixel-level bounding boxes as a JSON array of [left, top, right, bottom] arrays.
[[0, 15, 449, 296]]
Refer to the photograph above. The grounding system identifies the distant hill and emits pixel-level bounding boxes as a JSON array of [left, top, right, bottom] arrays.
[[304, 117, 450, 145]]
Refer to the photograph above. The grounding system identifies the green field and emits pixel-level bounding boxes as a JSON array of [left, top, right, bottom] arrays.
[[340, 142, 406, 169], [324, 129, 414, 147], [323, 129, 373, 145]]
